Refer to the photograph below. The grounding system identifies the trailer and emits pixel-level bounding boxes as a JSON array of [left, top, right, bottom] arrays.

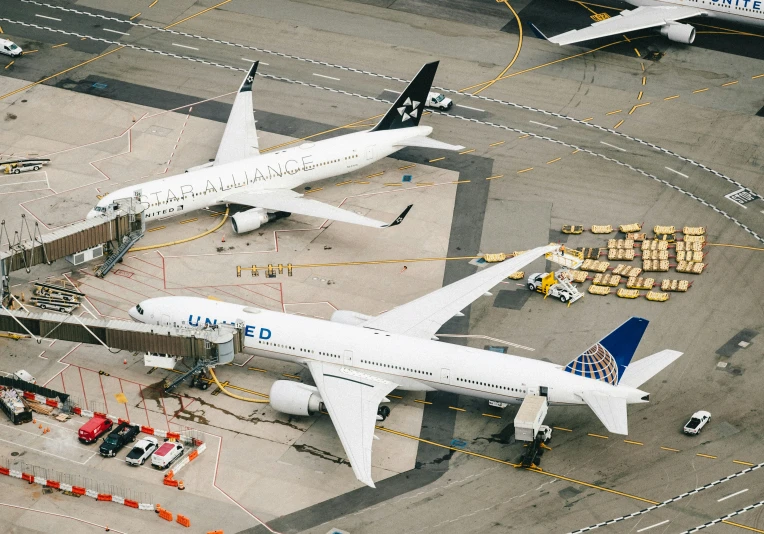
[[1, 158, 50, 174], [0, 387, 33, 425]]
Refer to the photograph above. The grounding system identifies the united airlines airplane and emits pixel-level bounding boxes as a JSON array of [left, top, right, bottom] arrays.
[[532, 0, 764, 45], [88, 61, 463, 232], [128, 245, 682, 487]]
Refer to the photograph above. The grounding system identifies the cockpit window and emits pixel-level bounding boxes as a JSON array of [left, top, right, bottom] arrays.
[[94, 206, 107, 213], [136, 304, 144, 315]]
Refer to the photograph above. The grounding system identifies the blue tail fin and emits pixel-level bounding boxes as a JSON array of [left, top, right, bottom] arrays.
[[564, 317, 649, 385]]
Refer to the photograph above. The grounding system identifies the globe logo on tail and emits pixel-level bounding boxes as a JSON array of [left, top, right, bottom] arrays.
[[564, 343, 619, 385]]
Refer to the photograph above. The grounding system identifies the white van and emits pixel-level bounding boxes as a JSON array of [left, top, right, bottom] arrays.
[[0, 39, 23, 58], [151, 441, 184, 469]]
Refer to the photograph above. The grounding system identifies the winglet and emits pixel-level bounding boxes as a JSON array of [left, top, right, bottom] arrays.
[[385, 204, 413, 228], [239, 61, 259, 93], [529, 23, 549, 41]]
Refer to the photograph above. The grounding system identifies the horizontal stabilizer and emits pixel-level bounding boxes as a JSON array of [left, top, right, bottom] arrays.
[[581, 390, 628, 435], [618, 350, 683, 389], [393, 136, 465, 151]]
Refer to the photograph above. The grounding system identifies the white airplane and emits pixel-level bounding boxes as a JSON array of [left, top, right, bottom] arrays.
[[88, 61, 463, 232], [532, 0, 764, 46], [128, 245, 683, 488]]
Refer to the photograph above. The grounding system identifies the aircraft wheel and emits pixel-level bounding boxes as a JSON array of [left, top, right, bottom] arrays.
[[377, 405, 391, 421]]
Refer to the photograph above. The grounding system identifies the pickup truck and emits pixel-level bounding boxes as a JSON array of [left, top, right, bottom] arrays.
[[99, 422, 140, 457], [683, 411, 711, 435]]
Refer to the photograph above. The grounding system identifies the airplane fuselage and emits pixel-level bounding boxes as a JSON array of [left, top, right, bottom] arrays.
[[88, 126, 432, 220], [631, 0, 764, 26], [131, 297, 648, 408]]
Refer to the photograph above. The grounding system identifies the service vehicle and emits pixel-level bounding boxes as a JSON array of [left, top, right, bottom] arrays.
[[151, 441, 184, 469], [425, 92, 453, 110], [527, 269, 582, 304], [78, 414, 113, 444], [683, 410, 711, 435], [99, 422, 140, 457], [0, 39, 22, 58], [0, 387, 33, 425], [1, 158, 50, 174], [125, 437, 159, 466], [13, 370, 36, 384]]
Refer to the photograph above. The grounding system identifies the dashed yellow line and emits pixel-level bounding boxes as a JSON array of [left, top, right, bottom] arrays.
[[693, 88, 709, 93], [489, 141, 505, 147], [637, 91, 643, 100], [642, 76, 646, 86], [384, 183, 402, 187], [0, 25, 3, 33], [130, 12, 141, 20], [485, 175, 504, 180], [517, 167, 533, 174], [366, 171, 385, 178], [733, 460, 755, 466], [179, 217, 197, 224], [606, 109, 622, 115], [149, 0, 158, 6], [451, 180, 471, 184], [414, 399, 432, 405], [696, 453, 717, 459], [753, 74, 764, 79], [581, 117, 593, 122], [209, 211, 224, 217], [722, 80, 739, 87], [398, 164, 416, 170], [429, 157, 445, 163], [546, 157, 561, 164], [588, 433, 608, 439], [165, 0, 232, 29], [624, 440, 643, 446], [722, 520, 764, 533], [641, 63, 645, 72], [571, 149, 580, 154], [52, 42, 68, 49], [282, 373, 301, 380], [613, 119, 624, 129], [459, 148, 476, 155], [247, 367, 267, 373], [449, 406, 466, 412], [482, 413, 501, 419], [553, 426, 573, 432], [661, 446, 680, 452], [628, 102, 650, 114], [416, 182, 435, 187], [354, 180, 370, 184], [518, 134, 530, 139], [387, 394, 402, 399], [335, 180, 352, 186], [304, 187, 323, 194], [147, 226, 166, 233], [634, 48, 641, 57], [21, 49, 38, 55], [4, 61, 13, 70], [665, 95, 680, 101]]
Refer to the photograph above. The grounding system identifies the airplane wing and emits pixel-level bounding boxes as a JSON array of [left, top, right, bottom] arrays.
[[223, 190, 412, 228], [540, 6, 704, 45], [580, 390, 628, 435], [214, 62, 261, 165], [393, 136, 465, 151], [361, 244, 558, 339], [307, 361, 397, 488]]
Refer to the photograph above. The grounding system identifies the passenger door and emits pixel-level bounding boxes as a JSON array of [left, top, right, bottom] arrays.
[[365, 146, 374, 161], [343, 349, 354, 367], [440, 368, 451, 385]]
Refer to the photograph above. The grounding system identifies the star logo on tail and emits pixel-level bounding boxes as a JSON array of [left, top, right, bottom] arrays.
[[397, 97, 421, 122]]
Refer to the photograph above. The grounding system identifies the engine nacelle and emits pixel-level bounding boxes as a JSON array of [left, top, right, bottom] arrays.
[[660, 23, 695, 44], [230, 208, 290, 234], [330, 310, 373, 326], [269, 380, 323, 416]]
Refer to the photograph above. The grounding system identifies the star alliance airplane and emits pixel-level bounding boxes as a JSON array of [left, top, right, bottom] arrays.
[[532, 0, 764, 46], [128, 245, 683, 487], [88, 61, 463, 232]]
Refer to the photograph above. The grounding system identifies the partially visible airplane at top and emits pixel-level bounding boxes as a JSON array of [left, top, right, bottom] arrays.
[[129, 245, 683, 488], [88, 61, 463, 232], [532, 0, 764, 46]]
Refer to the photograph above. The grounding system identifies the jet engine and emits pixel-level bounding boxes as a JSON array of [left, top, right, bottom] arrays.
[[660, 23, 695, 44], [269, 381, 323, 416], [230, 208, 290, 234], [330, 310, 373, 326]]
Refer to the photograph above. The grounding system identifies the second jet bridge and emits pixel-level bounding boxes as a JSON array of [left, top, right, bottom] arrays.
[[0, 308, 242, 367]]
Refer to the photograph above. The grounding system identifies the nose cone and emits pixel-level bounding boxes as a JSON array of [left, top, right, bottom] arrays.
[[128, 306, 141, 322], [86, 209, 100, 220]]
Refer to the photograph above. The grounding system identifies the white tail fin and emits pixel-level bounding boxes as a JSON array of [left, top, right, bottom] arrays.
[[618, 349, 683, 389], [580, 390, 628, 435]]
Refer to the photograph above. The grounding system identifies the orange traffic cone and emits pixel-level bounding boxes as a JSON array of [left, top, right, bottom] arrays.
[[123, 359, 127, 365], [221, 234, 226, 243]]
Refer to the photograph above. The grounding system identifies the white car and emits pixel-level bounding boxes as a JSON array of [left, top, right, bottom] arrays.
[[0, 39, 23, 58], [683, 411, 711, 435], [125, 437, 158, 466]]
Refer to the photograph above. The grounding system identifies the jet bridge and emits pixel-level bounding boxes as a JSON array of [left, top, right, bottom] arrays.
[[0, 308, 242, 367], [0, 198, 145, 303]]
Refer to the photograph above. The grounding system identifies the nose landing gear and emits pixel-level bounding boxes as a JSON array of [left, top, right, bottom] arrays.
[[376, 405, 391, 421]]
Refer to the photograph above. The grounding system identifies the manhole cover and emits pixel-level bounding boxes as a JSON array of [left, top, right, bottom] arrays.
[[10, 452, 19, 457]]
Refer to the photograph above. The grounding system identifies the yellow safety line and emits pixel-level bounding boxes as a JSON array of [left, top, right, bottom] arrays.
[[398, 164, 416, 170], [517, 167, 533, 174], [706, 243, 764, 251], [21, 49, 39, 55], [606, 109, 622, 115], [482, 413, 501, 419], [130, 207, 229, 251], [52, 42, 68, 49], [469, 0, 523, 95], [661, 446, 680, 452], [149, 0, 158, 7], [588, 433, 608, 439], [165, 0, 232, 29], [387, 394, 402, 399], [209, 368, 268, 403], [664, 95, 680, 100], [147, 226, 166, 232], [553, 426, 572, 432], [733, 460, 755, 466], [613, 120, 624, 129], [458, 148, 476, 155], [722, 81, 739, 86], [4, 61, 13, 70], [449, 406, 466, 412], [623, 440, 643, 446], [485, 175, 504, 180], [753, 74, 764, 79], [489, 141, 505, 147], [414, 399, 432, 405], [722, 520, 764, 533], [366, 171, 384, 178], [693, 88, 709, 93], [429, 157, 445, 163], [248, 367, 267, 373], [581, 118, 593, 122], [0, 46, 125, 101], [130, 12, 141, 20], [634, 48, 641, 57], [547, 157, 561, 164], [179, 218, 197, 224], [575, 1, 598, 15], [697, 453, 717, 459]]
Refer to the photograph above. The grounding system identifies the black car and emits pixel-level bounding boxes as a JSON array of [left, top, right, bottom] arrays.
[[99, 422, 140, 457]]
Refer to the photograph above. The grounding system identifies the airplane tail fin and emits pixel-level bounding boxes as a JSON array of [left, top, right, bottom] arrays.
[[618, 349, 683, 389], [371, 62, 439, 132], [564, 317, 649, 385]]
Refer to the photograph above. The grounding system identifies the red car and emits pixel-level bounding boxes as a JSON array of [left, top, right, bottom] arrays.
[[78, 415, 113, 444]]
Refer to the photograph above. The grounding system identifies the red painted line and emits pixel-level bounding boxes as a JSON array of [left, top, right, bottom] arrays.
[[234, 285, 282, 305], [0, 502, 127, 533], [118, 259, 164, 281], [77, 367, 88, 410], [130, 254, 164, 270], [160, 251, 167, 290], [138, 384, 150, 426], [159, 392, 170, 430], [168, 398, 195, 425], [118, 378, 129, 421], [60, 371, 66, 393]]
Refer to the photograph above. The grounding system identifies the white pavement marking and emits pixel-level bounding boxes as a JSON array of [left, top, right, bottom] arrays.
[[665, 166, 689, 178], [637, 520, 669, 532], [600, 141, 626, 152], [172, 42, 199, 50], [103, 28, 129, 36], [457, 104, 485, 112], [529, 120, 557, 129], [718, 488, 749, 502], [313, 73, 340, 81], [35, 14, 61, 21], [383, 89, 400, 94], [241, 57, 268, 65]]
